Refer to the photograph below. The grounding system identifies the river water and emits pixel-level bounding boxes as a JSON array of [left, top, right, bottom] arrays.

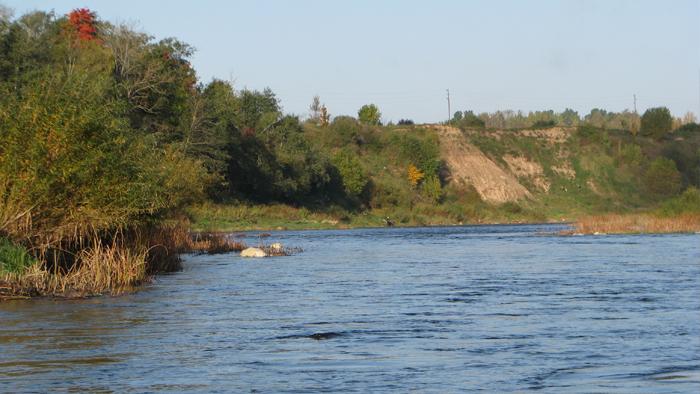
[[1, 224, 699, 392]]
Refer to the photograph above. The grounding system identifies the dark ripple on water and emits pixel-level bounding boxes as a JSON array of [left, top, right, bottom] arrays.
[[1, 224, 699, 392]]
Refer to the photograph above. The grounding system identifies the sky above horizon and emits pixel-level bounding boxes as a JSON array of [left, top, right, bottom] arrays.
[[3, 0, 699, 123]]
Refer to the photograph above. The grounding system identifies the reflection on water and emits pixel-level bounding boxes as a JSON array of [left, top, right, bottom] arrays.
[[1, 224, 699, 392]]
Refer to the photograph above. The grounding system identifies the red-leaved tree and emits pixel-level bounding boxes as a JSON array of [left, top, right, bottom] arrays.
[[68, 8, 98, 41]]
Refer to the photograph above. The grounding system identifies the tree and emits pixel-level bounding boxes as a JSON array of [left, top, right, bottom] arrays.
[[319, 104, 330, 127], [640, 107, 672, 139], [309, 95, 321, 121], [407, 164, 424, 187], [681, 111, 697, 126], [644, 157, 682, 199], [332, 149, 368, 198], [358, 103, 381, 125], [67, 8, 98, 41], [560, 108, 580, 127], [585, 108, 608, 128], [460, 110, 485, 128]]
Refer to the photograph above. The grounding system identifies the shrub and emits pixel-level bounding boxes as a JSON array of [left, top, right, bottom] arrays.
[[421, 176, 443, 203], [329, 116, 363, 147], [397, 119, 414, 125], [458, 111, 485, 129], [532, 119, 556, 128], [659, 187, 700, 216], [0, 237, 36, 275], [358, 104, 381, 125], [407, 164, 425, 187], [617, 144, 643, 167], [332, 149, 368, 198], [395, 133, 441, 177], [644, 157, 682, 199], [640, 107, 673, 139], [675, 122, 700, 133]]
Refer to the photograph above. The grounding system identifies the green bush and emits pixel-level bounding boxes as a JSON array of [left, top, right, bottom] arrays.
[[0, 237, 36, 274], [358, 104, 381, 125], [640, 107, 673, 139], [674, 122, 700, 134], [421, 176, 443, 203], [659, 187, 700, 215], [644, 157, 682, 200], [617, 144, 643, 167], [393, 133, 441, 177], [332, 149, 368, 198]]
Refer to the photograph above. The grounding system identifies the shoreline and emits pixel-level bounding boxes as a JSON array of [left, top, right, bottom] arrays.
[[190, 214, 700, 236]]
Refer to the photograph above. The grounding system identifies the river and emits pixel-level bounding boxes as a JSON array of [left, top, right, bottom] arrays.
[[1, 224, 699, 392]]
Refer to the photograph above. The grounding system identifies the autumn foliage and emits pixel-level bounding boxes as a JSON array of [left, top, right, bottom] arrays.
[[68, 8, 98, 41], [407, 164, 425, 187]]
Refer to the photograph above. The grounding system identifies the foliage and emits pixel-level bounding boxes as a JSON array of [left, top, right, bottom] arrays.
[[332, 149, 369, 198], [452, 110, 485, 128], [407, 164, 425, 187], [397, 119, 414, 125], [532, 119, 556, 128], [394, 133, 441, 177], [319, 105, 330, 127], [659, 187, 700, 216], [67, 8, 98, 41], [644, 157, 682, 199], [421, 176, 443, 203], [675, 122, 700, 133], [640, 107, 673, 139], [0, 237, 36, 274], [358, 103, 381, 125]]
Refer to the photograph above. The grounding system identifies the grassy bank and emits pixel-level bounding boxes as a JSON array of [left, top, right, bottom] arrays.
[[186, 198, 551, 232], [0, 225, 247, 299]]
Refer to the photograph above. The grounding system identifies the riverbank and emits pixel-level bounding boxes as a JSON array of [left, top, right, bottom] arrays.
[[187, 202, 700, 235], [0, 227, 247, 300], [185, 201, 551, 232]]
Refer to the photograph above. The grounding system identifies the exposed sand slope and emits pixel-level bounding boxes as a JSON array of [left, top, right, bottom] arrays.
[[432, 126, 530, 203]]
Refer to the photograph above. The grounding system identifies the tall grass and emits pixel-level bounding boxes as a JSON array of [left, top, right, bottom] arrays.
[[0, 222, 247, 299], [574, 213, 700, 234]]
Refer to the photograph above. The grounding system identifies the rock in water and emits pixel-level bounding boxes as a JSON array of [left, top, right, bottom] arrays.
[[270, 242, 283, 251], [240, 247, 267, 258]]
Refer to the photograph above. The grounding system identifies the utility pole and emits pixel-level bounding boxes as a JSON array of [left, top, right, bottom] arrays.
[[633, 94, 637, 114], [446, 89, 451, 123]]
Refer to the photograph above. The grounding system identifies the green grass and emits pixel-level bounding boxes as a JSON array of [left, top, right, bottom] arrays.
[[0, 237, 36, 275]]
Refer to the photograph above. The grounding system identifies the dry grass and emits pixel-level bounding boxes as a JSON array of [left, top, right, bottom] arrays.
[[1, 239, 148, 299], [188, 233, 247, 254], [0, 223, 298, 299], [572, 213, 700, 235]]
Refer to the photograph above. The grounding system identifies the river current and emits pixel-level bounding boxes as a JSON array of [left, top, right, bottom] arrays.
[[1, 224, 699, 392]]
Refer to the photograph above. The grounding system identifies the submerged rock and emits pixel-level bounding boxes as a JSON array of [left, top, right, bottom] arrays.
[[240, 247, 267, 258]]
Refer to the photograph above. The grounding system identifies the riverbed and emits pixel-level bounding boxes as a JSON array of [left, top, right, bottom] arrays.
[[1, 224, 699, 392]]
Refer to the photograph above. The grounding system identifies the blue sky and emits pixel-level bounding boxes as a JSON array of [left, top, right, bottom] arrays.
[[3, 0, 699, 123]]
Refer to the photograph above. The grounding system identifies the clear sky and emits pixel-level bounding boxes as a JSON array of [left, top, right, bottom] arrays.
[[3, 0, 699, 123]]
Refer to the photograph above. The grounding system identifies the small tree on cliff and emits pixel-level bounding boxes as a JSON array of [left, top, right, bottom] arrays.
[[358, 104, 381, 125], [640, 107, 673, 140]]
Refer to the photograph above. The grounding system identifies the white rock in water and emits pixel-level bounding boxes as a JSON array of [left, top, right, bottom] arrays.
[[270, 242, 283, 251], [240, 247, 267, 258]]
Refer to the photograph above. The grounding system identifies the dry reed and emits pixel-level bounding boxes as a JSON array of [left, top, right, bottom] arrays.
[[572, 213, 700, 235]]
